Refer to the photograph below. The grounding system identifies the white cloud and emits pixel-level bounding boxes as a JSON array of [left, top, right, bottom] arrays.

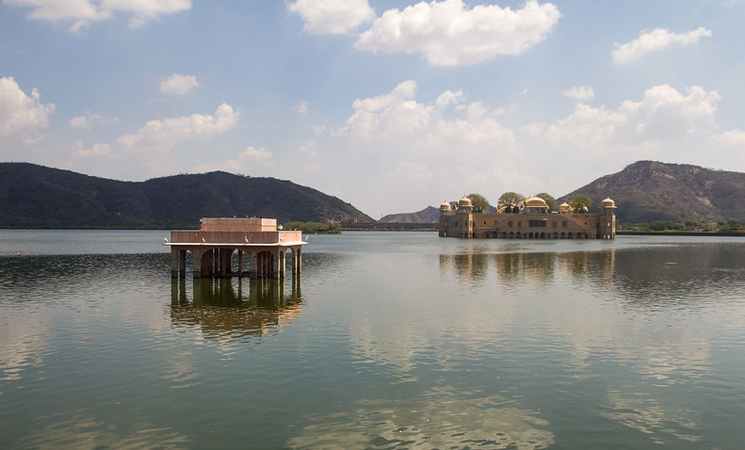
[[0, 76, 54, 137], [69, 111, 118, 128], [545, 85, 719, 147], [159, 74, 200, 95], [117, 103, 239, 151], [355, 0, 561, 66], [709, 129, 745, 168], [709, 129, 745, 148], [72, 140, 114, 157], [294, 100, 309, 114], [240, 145, 272, 163], [562, 86, 594, 100], [5, 0, 192, 30], [288, 0, 375, 35], [338, 80, 515, 147], [194, 145, 273, 174], [612, 27, 712, 65]]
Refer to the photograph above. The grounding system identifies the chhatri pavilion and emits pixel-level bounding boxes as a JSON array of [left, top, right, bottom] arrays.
[[165, 217, 306, 278]]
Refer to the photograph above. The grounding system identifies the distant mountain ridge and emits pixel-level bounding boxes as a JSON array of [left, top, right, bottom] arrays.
[[380, 206, 440, 224], [3, 161, 743, 229], [0, 163, 373, 228], [561, 161, 745, 223]]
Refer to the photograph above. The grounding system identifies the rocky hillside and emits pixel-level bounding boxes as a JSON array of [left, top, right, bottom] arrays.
[[560, 161, 745, 223], [380, 206, 440, 224], [0, 163, 373, 228]]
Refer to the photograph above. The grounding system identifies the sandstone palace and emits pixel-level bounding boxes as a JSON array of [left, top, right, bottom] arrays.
[[438, 196, 617, 239]]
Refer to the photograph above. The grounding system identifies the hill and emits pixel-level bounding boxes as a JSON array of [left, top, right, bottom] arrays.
[[0, 163, 373, 228], [560, 161, 745, 224], [380, 206, 440, 224]]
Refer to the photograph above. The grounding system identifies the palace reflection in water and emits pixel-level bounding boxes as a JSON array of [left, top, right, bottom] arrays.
[[170, 275, 302, 342], [439, 249, 616, 289], [439, 243, 745, 311]]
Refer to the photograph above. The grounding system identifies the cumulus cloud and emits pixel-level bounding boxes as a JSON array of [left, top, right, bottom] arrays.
[[0, 76, 54, 137], [562, 86, 594, 100], [117, 103, 239, 151], [355, 0, 561, 66], [159, 74, 200, 95], [5, 0, 192, 30], [294, 100, 309, 114], [709, 129, 745, 148], [709, 129, 745, 167], [69, 111, 118, 128], [194, 145, 273, 174], [339, 80, 515, 147], [288, 0, 375, 34], [612, 27, 712, 65], [544, 85, 719, 146], [72, 141, 114, 157]]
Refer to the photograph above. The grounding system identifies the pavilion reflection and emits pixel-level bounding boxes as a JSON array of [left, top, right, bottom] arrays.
[[170, 275, 302, 341]]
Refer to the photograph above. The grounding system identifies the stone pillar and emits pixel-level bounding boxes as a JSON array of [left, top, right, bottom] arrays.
[[293, 247, 302, 274], [273, 249, 284, 279], [171, 249, 180, 278], [178, 250, 186, 277], [219, 248, 231, 276], [281, 250, 287, 278], [192, 248, 203, 278], [248, 251, 258, 279]]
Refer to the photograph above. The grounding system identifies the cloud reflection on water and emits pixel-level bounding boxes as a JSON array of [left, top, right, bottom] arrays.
[[287, 386, 554, 450], [18, 414, 192, 450]]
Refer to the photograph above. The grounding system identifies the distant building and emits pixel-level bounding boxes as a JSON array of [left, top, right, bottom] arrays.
[[438, 196, 617, 239]]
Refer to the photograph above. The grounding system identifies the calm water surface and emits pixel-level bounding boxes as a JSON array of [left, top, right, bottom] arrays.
[[1, 230, 745, 449]]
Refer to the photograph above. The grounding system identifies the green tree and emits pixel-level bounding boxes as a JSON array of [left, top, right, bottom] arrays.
[[535, 192, 556, 211], [499, 192, 525, 208], [467, 193, 490, 213], [568, 195, 593, 213]]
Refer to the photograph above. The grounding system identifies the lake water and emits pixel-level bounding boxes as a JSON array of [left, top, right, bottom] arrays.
[[1, 230, 745, 449]]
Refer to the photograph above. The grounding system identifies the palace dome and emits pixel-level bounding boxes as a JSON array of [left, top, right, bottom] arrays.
[[558, 202, 572, 213], [524, 197, 548, 208], [440, 201, 452, 213], [601, 197, 617, 209], [458, 196, 472, 207]]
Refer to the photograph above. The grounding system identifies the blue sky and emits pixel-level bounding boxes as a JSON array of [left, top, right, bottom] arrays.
[[2, 0, 744, 218]]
